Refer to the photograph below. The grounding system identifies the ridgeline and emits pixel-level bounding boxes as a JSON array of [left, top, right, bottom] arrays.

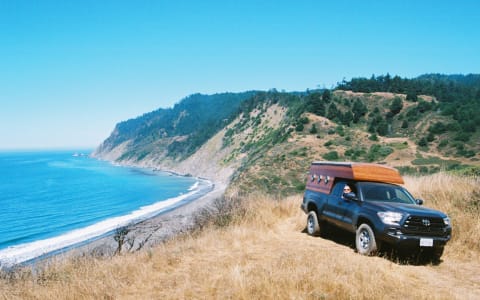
[[93, 74, 480, 195]]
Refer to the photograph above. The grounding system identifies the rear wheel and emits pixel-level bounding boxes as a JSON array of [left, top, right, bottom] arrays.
[[356, 223, 378, 255], [307, 211, 320, 236]]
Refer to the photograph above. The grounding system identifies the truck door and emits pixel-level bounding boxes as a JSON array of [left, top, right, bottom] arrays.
[[323, 182, 353, 229], [331, 182, 357, 231]]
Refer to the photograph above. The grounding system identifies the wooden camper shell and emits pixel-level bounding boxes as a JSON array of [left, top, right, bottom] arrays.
[[306, 161, 404, 194]]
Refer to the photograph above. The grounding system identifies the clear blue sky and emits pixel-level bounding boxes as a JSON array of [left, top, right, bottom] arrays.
[[1, 0, 478, 150]]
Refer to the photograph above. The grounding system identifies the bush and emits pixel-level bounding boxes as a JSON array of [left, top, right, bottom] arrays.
[[454, 132, 470, 142], [428, 122, 447, 134], [438, 139, 448, 149], [323, 151, 339, 160], [366, 144, 393, 162], [417, 137, 428, 147]]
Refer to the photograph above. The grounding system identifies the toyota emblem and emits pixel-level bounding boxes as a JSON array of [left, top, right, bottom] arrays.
[[422, 219, 431, 227]]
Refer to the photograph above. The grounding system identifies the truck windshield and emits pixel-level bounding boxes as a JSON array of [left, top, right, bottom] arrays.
[[359, 182, 416, 204]]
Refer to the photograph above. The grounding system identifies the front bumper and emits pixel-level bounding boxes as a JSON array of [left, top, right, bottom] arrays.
[[379, 227, 451, 249]]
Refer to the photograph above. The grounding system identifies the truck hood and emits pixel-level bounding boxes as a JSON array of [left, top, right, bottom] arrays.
[[367, 201, 448, 218]]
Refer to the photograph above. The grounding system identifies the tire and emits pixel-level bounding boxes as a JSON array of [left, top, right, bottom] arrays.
[[356, 223, 378, 255], [433, 247, 444, 262], [307, 211, 320, 236], [423, 247, 444, 264]]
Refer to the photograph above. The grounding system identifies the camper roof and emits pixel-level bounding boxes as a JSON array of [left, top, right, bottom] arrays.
[[310, 161, 404, 184]]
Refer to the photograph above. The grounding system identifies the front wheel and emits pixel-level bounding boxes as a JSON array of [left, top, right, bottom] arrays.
[[356, 223, 378, 255], [420, 247, 444, 264], [306, 211, 320, 236]]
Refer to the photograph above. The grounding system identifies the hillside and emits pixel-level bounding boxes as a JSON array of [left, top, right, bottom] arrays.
[[93, 74, 480, 195], [93, 91, 256, 163]]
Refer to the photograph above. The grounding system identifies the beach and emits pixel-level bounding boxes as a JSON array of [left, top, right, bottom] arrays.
[[55, 180, 227, 262], [27, 122, 237, 266]]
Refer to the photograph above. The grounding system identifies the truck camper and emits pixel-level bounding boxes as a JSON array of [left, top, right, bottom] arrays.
[[301, 161, 451, 262]]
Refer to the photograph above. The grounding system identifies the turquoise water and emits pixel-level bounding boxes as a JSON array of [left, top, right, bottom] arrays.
[[0, 150, 207, 266]]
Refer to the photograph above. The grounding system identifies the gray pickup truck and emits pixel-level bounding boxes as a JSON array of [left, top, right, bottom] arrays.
[[301, 161, 452, 261]]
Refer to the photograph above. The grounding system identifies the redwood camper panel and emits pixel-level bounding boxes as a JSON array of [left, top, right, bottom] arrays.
[[306, 162, 404, 194]]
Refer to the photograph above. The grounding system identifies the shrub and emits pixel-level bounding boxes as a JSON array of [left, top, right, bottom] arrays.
[[366, 144, 393, 162], [323, 151, 339, 160], [417, 137, 428, 147], [438, 139, 448, 148], [454, 132, 470, 142]]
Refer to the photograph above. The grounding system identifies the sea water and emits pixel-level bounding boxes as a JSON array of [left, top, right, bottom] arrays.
[[0, 150, 210, 267]]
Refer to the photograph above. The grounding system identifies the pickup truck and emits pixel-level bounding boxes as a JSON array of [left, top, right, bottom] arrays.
[[301, 161, 452, 261]]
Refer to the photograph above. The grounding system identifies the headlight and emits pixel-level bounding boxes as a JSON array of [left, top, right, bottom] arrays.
[[377, 211, 403, 225], [443, 217, 451, 226]]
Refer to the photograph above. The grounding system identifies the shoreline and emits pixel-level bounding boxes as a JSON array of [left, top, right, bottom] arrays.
[[0, 167, 226, 270], [61, 179, 226, 261]]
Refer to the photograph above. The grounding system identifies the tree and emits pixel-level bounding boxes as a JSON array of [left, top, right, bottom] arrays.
[[406, 91, 418, 102], [114, 226, 131, 255], [326, 103, 339, 121], [306, 93, 326, 116], [376, 119, 389, 136], [428, 122, 447, 134], [417, 100, 433, 113], [342, 111, 354, 126], [352, 99, 368, 123], [322, 89, 332, 103], [390, 97, 403, 115], [418, 137, 428, 147]]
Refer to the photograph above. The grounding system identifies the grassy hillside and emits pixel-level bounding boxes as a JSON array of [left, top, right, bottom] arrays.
[[93, 74, 480, 196], [225, 88, 480, 195], [2, 173, 479, 299]]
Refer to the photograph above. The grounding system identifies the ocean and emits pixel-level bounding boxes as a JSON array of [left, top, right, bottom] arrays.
[[0, 150, 210, 267]]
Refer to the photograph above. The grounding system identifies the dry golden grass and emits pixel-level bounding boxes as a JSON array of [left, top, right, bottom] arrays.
[[1, 172, 479, 299], [404, 173, 480, 259]]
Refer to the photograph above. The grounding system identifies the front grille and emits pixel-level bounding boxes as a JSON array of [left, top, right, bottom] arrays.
[[402, 216, 446, 236]]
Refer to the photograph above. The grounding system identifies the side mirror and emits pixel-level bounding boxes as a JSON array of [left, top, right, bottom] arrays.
[[344, 192, 359, 202], [416, 199, 424, 205]]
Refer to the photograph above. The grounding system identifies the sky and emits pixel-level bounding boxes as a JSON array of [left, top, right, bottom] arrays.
[[1, 0, 479, 150]]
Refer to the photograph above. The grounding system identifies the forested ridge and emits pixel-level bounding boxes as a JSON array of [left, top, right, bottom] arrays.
[[336, 73, 480, 137], [94, 73, 480, 188], [95, 91, 257, 160]]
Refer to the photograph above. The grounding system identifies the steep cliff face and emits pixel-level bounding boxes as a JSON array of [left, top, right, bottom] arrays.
[[92, 97, 289, 186], [92, 92, 256, 163]]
